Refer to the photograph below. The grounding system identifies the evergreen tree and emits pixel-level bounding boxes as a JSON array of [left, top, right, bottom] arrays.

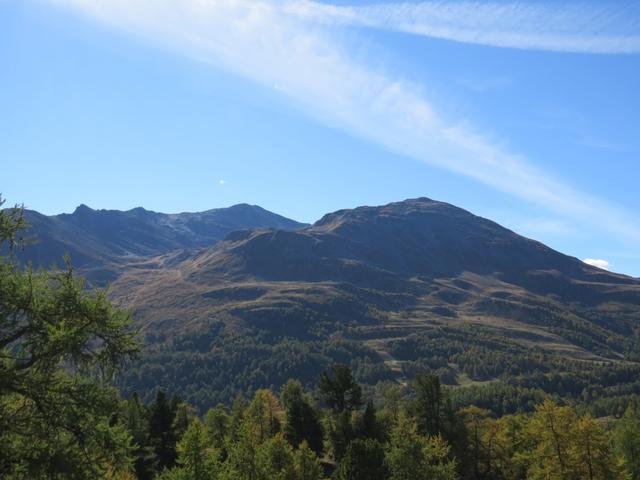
[[385, 413, 457, 480], [255, 434, 296, 480], [327, 410, 355, 461], [244, 389, 282, 444], [459, 406, 490, 480], [171, 418, 218, 480], [318, 364, 363, 413], [359, 400, 379, 440], [522, 399, 575, 480], [204, 404, 229, 453], [149, 390, 179, 470], [228, 394, 248, 443], [120, 393, 156, 480], [280, 379, 323, 454], [294, 441, 324, 480], [413, 374, 444, 437], [378, 382, 405, 420], [173, 400, 196, 444], [570, 414, 620, 480], [334, 438, 388, 480], [614, 405, 640, 479], [0, 199, 139, 478]]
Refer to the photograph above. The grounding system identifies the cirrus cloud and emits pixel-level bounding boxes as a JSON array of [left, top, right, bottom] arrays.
[[289, 0, 640, 54], [45, 0, 640, 244]]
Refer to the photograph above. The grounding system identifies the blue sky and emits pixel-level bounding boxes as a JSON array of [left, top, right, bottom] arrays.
[[1, 0, 639, 276]]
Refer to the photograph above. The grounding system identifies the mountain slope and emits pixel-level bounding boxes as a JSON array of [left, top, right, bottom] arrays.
[[17, 203, 307, 283], [108, 198, 640, 408]]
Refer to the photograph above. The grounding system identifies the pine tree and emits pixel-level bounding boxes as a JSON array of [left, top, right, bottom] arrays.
[[318, 364, 363, 413], [174, 418, 218, 480], [327, 410, 354, 461], [360, 400, 379, 440], [120, 393, 156, 480], [255, 434, 296, 480], [244, 389, 282, 444], [385, 413, 457, 480], [413, 374, 444, 437], [334, 438, 388, 480], [149, 390, 179, 470], [204, 404, 229, 453], [614, 405, 640, 479], [280, 380, 323, 454], [293, 441, 323, 480]]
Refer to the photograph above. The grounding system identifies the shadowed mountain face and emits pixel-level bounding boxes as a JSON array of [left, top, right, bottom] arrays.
[[17, 203, 307, 284], [111, 198, 640, 356], [13, 197, 640, 408], [146, 198, 636, 308], [190, 198, 610, 285]]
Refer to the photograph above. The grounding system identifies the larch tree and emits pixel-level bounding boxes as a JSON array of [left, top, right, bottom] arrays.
[[614, 405, 640, 479], [0, 197, 139, 478]]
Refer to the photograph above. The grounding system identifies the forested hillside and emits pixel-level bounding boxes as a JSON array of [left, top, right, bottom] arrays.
[[3, 199, 640, 479], [106, 198, 640, 412], [10, 198, 640, 413], [116, 369, 640, 480]]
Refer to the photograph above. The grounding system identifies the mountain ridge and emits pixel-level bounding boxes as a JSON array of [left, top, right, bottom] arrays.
[[16, 203, 307, 283], [109, 197, 640, 354], [11, 196, 640, 408]]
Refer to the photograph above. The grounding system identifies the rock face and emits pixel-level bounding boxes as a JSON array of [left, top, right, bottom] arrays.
[[16, 203, 307, 283]]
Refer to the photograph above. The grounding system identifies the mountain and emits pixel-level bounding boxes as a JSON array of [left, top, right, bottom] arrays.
[[104, 198, 640, 409], [16, 203, 307, 283]]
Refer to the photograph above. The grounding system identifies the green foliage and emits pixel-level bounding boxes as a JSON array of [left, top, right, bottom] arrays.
[[120, 393, 157, 479], [280, 379, 324, 454], [0, 201, 139, 478], [3, 197, 640, 480], [148, 391, 180, 470], [333, 438, 387, 480], [254, 434, 296, 480], [0, 197, 26, 251], [293, 442, 324, 480], [318, 364, 363, 413], [413, 374, 445, 436], [173, 418, 217, 480], [116, 319, 640, 418], [203, 404, 229, 453], [614, 404, 640, 479], [385, 413, 457, 480], [518, 399, 622, 480]]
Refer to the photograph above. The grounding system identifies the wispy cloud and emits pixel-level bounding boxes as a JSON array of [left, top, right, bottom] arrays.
[[291, 1, 640, 54], [583, 258, 611, 270], [47, 0, 640, 242]]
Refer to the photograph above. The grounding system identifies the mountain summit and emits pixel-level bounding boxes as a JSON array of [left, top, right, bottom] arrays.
[[110, 197, 639, 361], [18, 203, 307, 283], [14, 197, 640, 408]]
